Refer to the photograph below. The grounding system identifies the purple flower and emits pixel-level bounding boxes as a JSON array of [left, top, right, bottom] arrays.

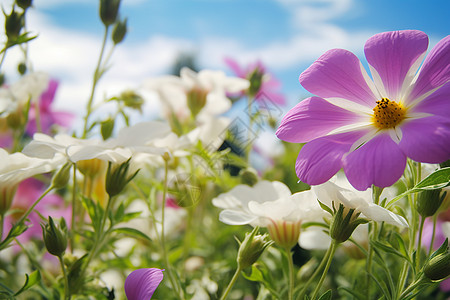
[[124, 268, 164, 300], [276, 30, 450, 190], [26, 79, 74, 135], [225, 57, 285, 105]]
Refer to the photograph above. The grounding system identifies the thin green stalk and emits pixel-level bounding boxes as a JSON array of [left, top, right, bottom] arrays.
[[297, 242, 333, 299], [416, 216, 426, 272], [311, 240, 338, 299], [220, 266, 243, 300], [16, 185, 54, 226], [245, 95, 255, 161], [58, 254, 70, 300], [0, 49, 7, 71], [70, 164, 77, 253], [0, 214, 4, 241], [82, 26, 110, 138], [428, 214, 438, 256], [160, 159, 183, 299], [285, 247, 295, 300]]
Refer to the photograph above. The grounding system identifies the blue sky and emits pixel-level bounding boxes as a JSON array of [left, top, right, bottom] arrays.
[[2, 0, 449, 118]]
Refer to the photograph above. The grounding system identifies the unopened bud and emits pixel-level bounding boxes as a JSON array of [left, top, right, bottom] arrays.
[[118, 90, 144, 111], [52, 163, 72, 189], [101, 118, 115, 140], [42, 216, 68, 257], [424, 238, 450, 281], [267, 220, 301, 248], [330, 203, 368, 243], [77, 158, 107, 179], [16, 0, 33, 10], [0, 185, 18, 216], [416, 189, 443, 217], [112, 18, 127, 45], [100, 0, 121, 27], [237, 227, 273, 269], [187, 88, 207, 118], [105, 159, 139, 198], [248, 68, 264, 97], [18, 62, 27, 75], [239, 168, 258, 186], [5, 8, 24, 42]]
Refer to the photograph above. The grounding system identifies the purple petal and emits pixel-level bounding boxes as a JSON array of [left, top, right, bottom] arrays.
[[410, 82, 450, 117], [364, 30, 429, 99], [39, 79, 59, 108], [344, 132, 407, 190], [410, 35, 450, 102], [224, 57, 245, 78], [276, 97, 361, 143], [299, 49, 377, 107], [398, 116, 450, 163], [125, 268, 164, 300], [296, 131, 367, 185]]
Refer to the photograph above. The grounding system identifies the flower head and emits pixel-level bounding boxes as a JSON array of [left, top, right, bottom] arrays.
[[225, 57, 285, 105], [124, 268, 164, 300], [212, 181, 325, 247], [276, 30, 450, 190]]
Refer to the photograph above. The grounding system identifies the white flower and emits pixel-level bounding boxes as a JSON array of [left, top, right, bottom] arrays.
[[23, 121, 171, 164], [0, 148, 59, 214], [312, 175, 408, 227], [144, 67, 249, 122], [212, 181, 326, 248]]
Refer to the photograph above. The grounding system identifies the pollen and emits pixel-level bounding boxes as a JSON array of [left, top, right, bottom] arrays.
[[372, 98, 406, 129]]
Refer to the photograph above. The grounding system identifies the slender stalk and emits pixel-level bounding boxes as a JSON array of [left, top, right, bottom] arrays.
[[82, 26, 110, 138], [220, 266, 243, 300], [160, 159, 183, 299], [70, 164, 77, 253], [0, 214, 4, 241], [416, 216, 426, 272], [297, 242, 333, 299], [245, 95, 255, 161], [16, 185, 54, 226], [0, 49, 7, 71], [428, 214, 438, 256], [58, 254, 70, 300], [311, 240, 338, 299], [285, 247, 295, 300]]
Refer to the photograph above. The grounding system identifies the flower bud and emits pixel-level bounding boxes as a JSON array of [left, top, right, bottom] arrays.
[[118, 90, 144, 111], [18, 62, 27, 75], [42, 216, 68, 257], [99, 0, 121, 27], [424, 238, 450, 281], [112, 18, 127, 45], [239, 168, 258, 186], [416, 189, 443, 217], [51, 163, 72, 189], [5, 8, 24, 42], [101, 118, 115, 140], [105, 159, 139, 198], [237, 227, 273, 269], [330, 203, 368, 243], [16, 0, 33, 10]]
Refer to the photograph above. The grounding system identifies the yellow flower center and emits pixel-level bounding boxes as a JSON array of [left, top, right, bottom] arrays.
[[372, 98, 406, 129]]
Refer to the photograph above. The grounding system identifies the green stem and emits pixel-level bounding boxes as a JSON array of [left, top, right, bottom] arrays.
[[311, 240, 338, 299], [0, 48, 7, 71], [245, 95, 255, 162], [285, 247, 294, 300], [416, 216, 426, 272], [16, 185, 54, 226], [220, 266, 242, 300], [297, 242, 333, 299], [399, 274, 427, 299], [0, 214, 4, 241], [82, 26, 109, 138], [58, 254, 70, 300], [70, 164, 77, 253], [160, 159, 183, 299], [428, 214, 438, 256]]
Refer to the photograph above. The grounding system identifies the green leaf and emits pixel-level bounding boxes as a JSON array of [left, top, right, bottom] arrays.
[[387, 167, 450, 207], [318, 290, 332, 300], [14, 270, 41, 296], [338, 287, 366, 300], [371, 241, 412, 265], [113, 227, 152, 243], [317, 200, 333, 215]]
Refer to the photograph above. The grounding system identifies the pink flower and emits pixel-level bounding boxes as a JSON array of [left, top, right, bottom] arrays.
[[124, 268, 164, 300], [27, 79, 74, 135], [225, 57, 285, 105], [276, 30, 450, 190], [2, 178, 71, 246]]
